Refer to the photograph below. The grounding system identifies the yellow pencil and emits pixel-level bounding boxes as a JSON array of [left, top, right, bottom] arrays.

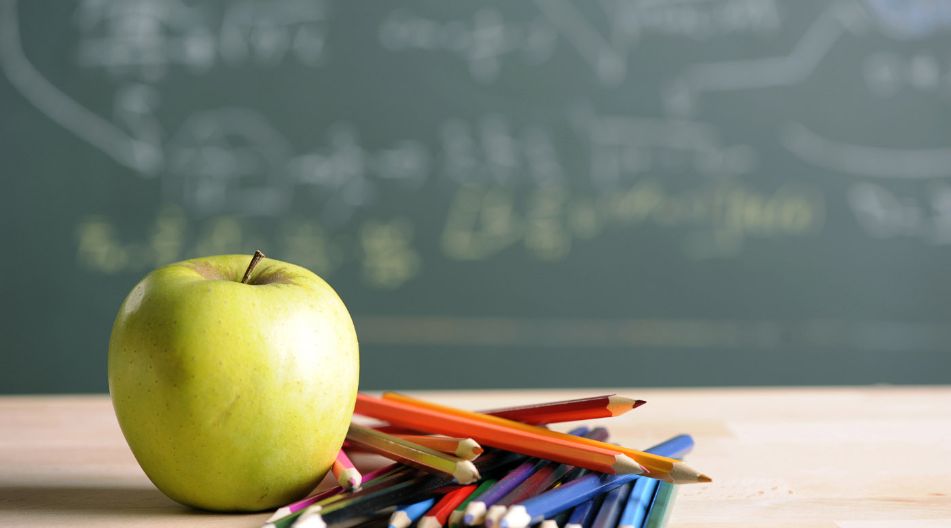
[[346, 423, 480, 484]]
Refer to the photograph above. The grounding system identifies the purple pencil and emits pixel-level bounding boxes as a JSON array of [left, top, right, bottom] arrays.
[[264, 462, 402, 523], [462, 427, 589, 526]]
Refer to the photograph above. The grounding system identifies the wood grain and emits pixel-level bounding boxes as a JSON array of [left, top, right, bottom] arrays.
[[2, 387, 950, 527]]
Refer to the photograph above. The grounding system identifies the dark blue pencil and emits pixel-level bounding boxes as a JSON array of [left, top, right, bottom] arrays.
[[498, 435, 694, 528], [564, 495, 601, 528], [589, 481, 631, 528]]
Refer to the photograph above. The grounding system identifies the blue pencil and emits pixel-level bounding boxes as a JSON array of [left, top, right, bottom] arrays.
[[589, 482, 631, 528], [564, 495, 601, 528], [389, 497, 438, 528], [617, 475, 658, 528], [463, 426, 589, 526], [498, 435, 694, 528]]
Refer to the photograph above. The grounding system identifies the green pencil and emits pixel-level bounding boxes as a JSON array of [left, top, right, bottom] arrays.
[[643, 482, 678, 528]]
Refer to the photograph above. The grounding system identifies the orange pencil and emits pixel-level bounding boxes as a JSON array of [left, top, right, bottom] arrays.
[[353, 394, 643, 475], [382, 393, 710, 484], [419, 484, 480, 528]]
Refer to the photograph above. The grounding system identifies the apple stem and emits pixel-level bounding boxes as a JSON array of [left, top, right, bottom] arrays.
[[241, 250, 266, 284]]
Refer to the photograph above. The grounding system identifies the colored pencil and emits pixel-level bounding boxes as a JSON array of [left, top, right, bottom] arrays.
[[354, 394, 644, 476], [396, 435, 484, 460], [389, 497, 438, 528], [484, 463, 557, 528], [332, 449, 362, 490], [498, 435, 694, 528], [540, 510, 570, 528], [419, 484, 480, 528], [564, 496, 601, 528], [643, 482, 677, 528], [482, 394, 645, 424], [311, 448, 525, 528], [590, 481, 631, 528], [485, 427, 605, 528], [382, 393, 707, 483], [464, 459, 541, 526], [617, 476, 658, 528], [264, 463, 407, 527], [346, 423, 481, 484], [463, 426, 589, 526], [449, 479, 496, 528], [291, 508, 326, 528]]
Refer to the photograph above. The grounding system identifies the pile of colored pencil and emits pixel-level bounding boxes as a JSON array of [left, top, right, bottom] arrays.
[[262, 393, 710, 528]]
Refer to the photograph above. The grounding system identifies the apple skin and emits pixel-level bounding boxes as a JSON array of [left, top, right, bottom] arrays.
[[108, 254, 359, 512]]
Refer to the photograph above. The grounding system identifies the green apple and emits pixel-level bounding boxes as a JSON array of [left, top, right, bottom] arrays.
[[108, 251, 359, 512]]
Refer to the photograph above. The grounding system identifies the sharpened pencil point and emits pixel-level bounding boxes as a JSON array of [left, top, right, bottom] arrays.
[[499, 505, 530, 528], [417, 516, 441, 528], [463, 500, 487, 526], [633, 399, 646, 408], [668, 461, 708, 483], [607, 396, 642, 416], [453, 460, 481, 484], [266, 507, 291, 523], [484, 505, 507, 528], [611, 454, 646, 475]]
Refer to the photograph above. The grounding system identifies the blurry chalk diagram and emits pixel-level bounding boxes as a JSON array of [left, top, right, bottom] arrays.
[[4, 0, 951, 288]]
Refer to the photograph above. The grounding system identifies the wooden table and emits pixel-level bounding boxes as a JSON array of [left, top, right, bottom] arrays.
[[2, 387, 951, 527]]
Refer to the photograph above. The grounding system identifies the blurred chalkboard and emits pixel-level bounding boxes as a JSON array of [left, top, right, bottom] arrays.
[[3, 0, 951, 393]]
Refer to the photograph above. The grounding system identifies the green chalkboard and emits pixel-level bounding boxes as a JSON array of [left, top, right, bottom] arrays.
[[3, 0, 951, 393]]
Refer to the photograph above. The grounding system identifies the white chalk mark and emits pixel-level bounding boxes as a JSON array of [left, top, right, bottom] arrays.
[[666, 2, 872, 114], [0, 0, 163, 174], [783, 122, 951, 179], [532, 0, 626, 84], [674, 6, 843, 96]]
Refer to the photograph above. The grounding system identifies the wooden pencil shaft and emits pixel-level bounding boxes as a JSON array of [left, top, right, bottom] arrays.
[[347, 424, 479, 483], [355, 395, 636, 474], [382, 393, 692, 480]]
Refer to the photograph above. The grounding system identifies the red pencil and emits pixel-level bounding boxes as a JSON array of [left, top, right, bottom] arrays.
[[373, 394, 644, 431], [419, 484, 479, 528], [481, 394, 645, 424]]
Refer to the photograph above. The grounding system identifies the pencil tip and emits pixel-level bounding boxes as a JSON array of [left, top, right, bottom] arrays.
[[454, 460, 481, 484], [612, 454, 646, 475], [633, 399, 646, 408], [669, 461, 709, 483]]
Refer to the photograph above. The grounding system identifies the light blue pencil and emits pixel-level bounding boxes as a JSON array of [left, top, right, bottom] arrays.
[[617, 476, 658, 528], [498, 435, 694, 528], [389, 497, 437, 528]]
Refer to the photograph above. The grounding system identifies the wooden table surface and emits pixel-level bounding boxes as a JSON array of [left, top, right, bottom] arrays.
[[2, 387, 951, 527]]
